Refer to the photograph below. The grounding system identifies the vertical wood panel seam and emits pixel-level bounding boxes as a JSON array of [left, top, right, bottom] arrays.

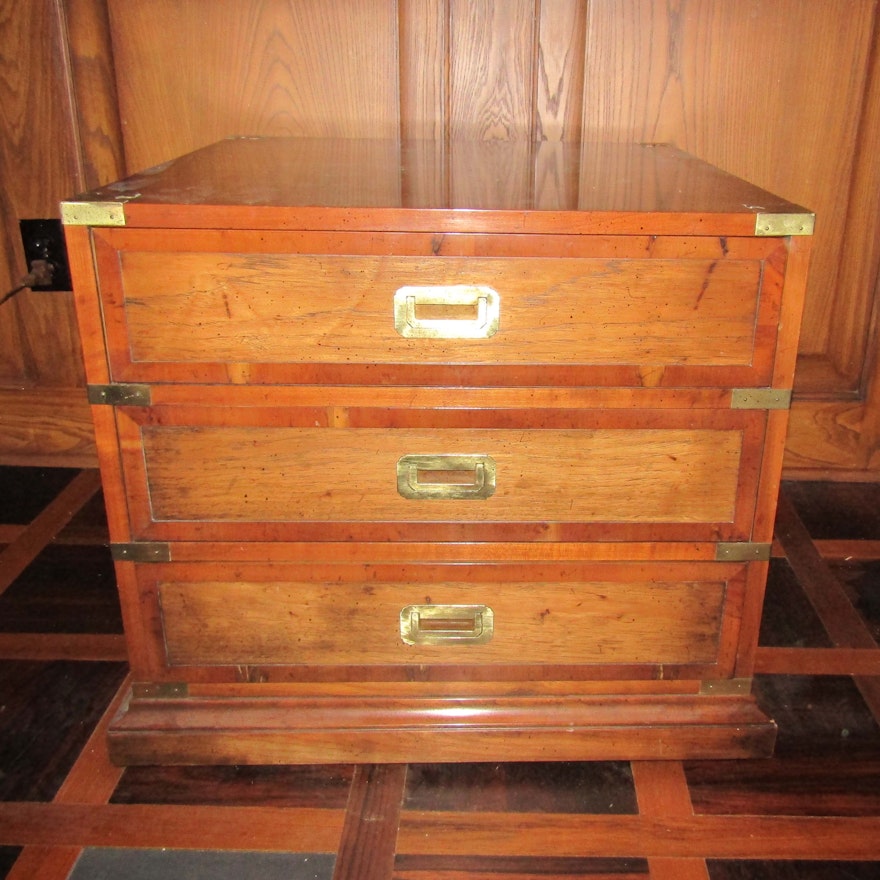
[[54, 0, 128, 191], [531, 0, 542, 142], [578, 0, 593, 179], [395, 0, 402, 143], [842, 0, 880, 394], [444, 0, 452, 155], [528, 0, 540, 199], [854, 2, 880, 401], [51, 0, 86, 195], [443, 0, 451, 205], [393, 0, 403, 208]]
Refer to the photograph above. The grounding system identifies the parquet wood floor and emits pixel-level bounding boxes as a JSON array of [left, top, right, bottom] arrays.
[[0, 467, 878, 879]]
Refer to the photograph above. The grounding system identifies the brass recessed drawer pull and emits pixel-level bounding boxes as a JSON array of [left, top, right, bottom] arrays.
[[396, 453, 496, 500], [400, 604, 494, 646], [394, 284, 500, 338]]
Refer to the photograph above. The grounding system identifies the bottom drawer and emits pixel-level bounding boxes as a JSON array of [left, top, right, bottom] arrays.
[[145, 561, 747, 674]]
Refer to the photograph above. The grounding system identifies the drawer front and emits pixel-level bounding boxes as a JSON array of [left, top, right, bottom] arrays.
[[146, 561, 745, 672], [92, 229, 784, 387], [115, 405, 765, 543]]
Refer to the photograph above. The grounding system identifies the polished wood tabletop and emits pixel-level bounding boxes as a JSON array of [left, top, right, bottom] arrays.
[[71, 137, 810, 235]]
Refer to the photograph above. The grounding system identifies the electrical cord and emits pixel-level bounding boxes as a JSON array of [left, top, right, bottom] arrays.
[[0, 259, 55, 305]]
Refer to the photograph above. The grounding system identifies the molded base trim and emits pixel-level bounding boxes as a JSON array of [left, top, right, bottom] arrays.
[[108, 686, 777, 765]]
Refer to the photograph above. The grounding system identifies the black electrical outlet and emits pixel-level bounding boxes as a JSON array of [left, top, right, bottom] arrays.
[[19, 219, 71, 291]]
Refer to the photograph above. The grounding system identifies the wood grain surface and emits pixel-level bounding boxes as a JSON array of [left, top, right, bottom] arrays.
[[158, 573, 730, 668], [3, 0, 879, 472]]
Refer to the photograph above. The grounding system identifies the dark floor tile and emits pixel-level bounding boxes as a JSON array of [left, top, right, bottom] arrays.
[[759, 558, 833, 648], [783, 481, 880, 541], [753, 675, 880, 759], [829, 559, 880, 642], [0, 467, 80, 525], [394, 854, 649, 875], [403, 761, 638, 814], [709, 860, 880, 879], [0, 847, 20, 880], [55, 490, 109, 543], [0, 545, 121, 634], [111, 763, 355, 808], [0, 660, 127, 801], [68, 848, 335, 880], [685, 757, 880, 817]]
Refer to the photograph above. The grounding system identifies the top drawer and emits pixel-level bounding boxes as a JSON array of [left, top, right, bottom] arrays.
[[90, 229, 786, 387]]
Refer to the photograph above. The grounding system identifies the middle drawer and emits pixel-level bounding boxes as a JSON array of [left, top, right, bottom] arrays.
[[112, 397, 767, 544]]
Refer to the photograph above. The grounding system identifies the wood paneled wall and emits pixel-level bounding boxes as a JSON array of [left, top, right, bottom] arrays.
[[1, 0, 879, 476], [0, 0, 121, 464]]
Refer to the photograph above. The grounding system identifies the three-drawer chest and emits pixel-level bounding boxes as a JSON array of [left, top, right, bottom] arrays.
[[62, 137, 813, 765]]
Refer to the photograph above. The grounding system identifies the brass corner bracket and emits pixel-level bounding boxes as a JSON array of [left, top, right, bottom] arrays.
[[755, 213, 814, 236], [61, 201, 127, 227]]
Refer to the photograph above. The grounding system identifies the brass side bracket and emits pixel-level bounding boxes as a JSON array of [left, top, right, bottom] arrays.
[[132, 682, 188, 699], [61, 200, 127, 227], [700, 678, 752, 696], [88, 384, 152, 407], [111, 542, 171, 563], [754, 213, 814, 236], [716, 543, 771, 562], [730, 388, 792, 410]]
